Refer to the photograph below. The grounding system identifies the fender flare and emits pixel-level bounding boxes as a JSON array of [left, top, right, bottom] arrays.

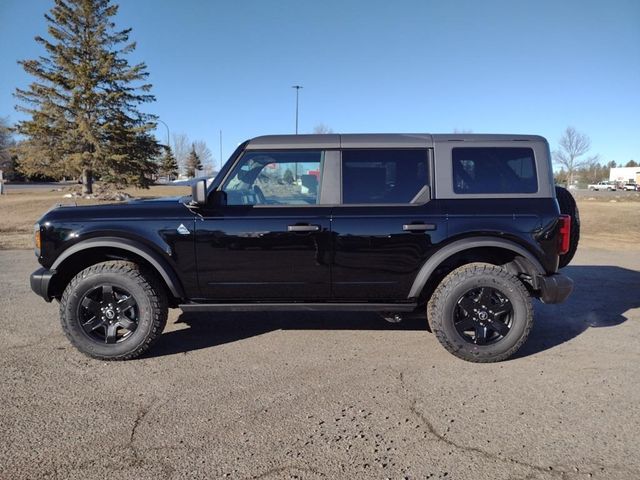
[[51, 237, 186, 299], [408, 236, 546, 299]]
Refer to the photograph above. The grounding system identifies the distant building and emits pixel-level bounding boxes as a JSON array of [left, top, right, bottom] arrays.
[[610, 167, 640, 184]]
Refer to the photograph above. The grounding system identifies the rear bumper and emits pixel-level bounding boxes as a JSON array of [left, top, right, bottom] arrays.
[[537, 273, 573, 304], [30, 267, 55, 302]]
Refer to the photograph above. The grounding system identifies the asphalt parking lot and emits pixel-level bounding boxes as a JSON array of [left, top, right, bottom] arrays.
[[1, 248, 639, 480]]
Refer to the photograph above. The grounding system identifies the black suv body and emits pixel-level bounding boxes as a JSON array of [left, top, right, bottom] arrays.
[[30, 134, 574, 362]]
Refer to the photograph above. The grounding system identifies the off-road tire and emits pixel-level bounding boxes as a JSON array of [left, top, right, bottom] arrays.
[[427, 263, 533, 363], [60, 261, 168, 360], [555, 186, 580, 268]]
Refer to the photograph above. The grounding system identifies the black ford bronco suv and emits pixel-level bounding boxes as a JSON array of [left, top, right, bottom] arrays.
[[30, 134, 578, 363]]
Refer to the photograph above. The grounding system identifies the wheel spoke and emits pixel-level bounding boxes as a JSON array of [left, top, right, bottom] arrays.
[[105, 324, 118, 344], [489, 319, 510, 337], [475, 325, 488, 345], [118, 296, 136, 312], [81, 297, 101, 317], [102, 285, 116, 305], [455, 317, 476, 332], [477, 287, 493, 308], [457, 296, 476, 315], [492, 306, 511, 317], [118, 317, 136, 331], [82, 315, 104, 333]]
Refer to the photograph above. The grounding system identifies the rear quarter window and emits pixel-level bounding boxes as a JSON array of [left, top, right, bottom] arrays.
[[452, 147, 537, 194]]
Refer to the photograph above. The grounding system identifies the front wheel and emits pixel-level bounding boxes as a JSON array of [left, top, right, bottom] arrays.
[[60, 261, 168, 360], [427, 263, 533, 363]]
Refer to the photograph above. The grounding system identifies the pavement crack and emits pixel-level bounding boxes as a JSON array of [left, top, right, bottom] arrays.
[[127, 398, 159, 465], [397, 371, 594, 479], [250, 464, 326, 479]]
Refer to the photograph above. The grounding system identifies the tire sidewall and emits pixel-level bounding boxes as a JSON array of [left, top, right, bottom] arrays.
[[437, 272, 530, 360], [61, 270, 155, 358]]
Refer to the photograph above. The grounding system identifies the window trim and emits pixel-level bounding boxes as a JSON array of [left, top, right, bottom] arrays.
[[433, 140, 553, 199], [219, 148, 330, 207]]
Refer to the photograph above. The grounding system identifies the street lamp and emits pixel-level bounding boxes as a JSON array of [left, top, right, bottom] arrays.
[[157, 119, 170, 148], [292, 85, 303, 134]]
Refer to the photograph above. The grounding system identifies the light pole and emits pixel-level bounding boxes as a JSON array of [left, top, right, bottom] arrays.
[[292, 85, 303, 134], [157, 119, 170, 148]]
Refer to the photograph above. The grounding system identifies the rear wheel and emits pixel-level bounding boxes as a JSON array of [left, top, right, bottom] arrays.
[[60, 261, 168, 360], [428, 263, 533, 363], [555, 186, 580, 268]]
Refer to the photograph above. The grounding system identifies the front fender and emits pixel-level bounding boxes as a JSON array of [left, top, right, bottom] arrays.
[[50, 237, 186, 299]]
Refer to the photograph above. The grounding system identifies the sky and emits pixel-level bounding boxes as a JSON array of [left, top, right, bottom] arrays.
[[1, 0, 639, 169]]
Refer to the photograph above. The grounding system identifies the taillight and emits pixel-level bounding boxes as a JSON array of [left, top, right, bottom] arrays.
[[558, 215, 571, 255], [34, 225, 41, 254]]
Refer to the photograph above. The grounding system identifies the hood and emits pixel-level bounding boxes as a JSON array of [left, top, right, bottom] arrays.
[[38, 196, 193, 224]]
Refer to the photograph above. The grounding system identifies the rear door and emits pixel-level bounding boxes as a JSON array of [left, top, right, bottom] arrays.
[[331, 147, 447, 301]]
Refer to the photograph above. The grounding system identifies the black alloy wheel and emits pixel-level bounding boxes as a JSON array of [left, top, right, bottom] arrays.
[[453, 286, 513, 345], [60, 261, 168, 360], [428, 263, 533, 363], [78, 284, 139, 344]]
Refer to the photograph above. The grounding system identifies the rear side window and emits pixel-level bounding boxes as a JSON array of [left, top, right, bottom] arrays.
[[342, 149, 428, 204], [452, 147, 537, 194]]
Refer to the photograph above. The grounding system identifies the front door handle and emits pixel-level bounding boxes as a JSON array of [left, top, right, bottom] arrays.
[[402, 223, 436, 232], [288, 224, 320, 232]]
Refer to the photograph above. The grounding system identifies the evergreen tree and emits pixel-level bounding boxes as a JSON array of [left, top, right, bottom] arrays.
[[14, 0, 159, 193], [185, 145, 202, 178], [159, 146, 179, 181]]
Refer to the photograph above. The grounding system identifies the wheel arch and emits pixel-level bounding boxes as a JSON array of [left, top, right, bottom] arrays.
[[49, 237, 186, 303], [408, 237, 545, 300]]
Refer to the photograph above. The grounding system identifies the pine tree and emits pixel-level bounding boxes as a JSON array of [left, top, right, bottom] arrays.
[[14, 0, 159, 193], [185, 145, 202, 178], [159, 146, 179, 181]]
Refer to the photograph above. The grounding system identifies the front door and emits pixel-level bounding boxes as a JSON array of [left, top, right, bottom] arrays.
[[195, 149, 331, 301]]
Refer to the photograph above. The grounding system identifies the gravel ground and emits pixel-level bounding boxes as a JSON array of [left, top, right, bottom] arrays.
[[1, 248, 639, 480]]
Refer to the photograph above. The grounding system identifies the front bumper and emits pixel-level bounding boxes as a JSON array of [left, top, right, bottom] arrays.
[[30, 267, 55, 302], [537, 273, 573, 304]]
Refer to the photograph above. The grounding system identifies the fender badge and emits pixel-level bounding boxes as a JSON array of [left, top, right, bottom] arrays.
[[177, 224, 190, 235]]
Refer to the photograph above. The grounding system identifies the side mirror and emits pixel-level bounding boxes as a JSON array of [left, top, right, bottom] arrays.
[[211, 189, 227, 206], [191, 179, 207, 206]]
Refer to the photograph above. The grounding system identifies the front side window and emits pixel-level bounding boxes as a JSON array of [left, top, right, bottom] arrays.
[[341, 149, 429, 204], [222, 150, 323, 205], [452, 147, 537, 194]]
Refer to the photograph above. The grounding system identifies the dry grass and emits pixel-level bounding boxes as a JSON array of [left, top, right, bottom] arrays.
[[0, 185, 189, 249], [1, 186, 639, 251]]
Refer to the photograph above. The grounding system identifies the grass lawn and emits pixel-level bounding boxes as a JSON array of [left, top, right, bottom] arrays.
[[0, 185, 189, 249], [0, 185, 639, 251]]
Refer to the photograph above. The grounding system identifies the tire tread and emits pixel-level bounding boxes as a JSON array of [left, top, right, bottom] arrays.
[[427, 263, 533, 363], [59, 261, 167, 361]]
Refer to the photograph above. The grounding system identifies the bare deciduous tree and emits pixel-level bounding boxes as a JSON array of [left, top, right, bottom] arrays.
[[192, 140, 214, 175], [312, 123, 334, 134], [0, 117, 17, 179], [172, 133, 190, 176], [553, 127, 599, 187]]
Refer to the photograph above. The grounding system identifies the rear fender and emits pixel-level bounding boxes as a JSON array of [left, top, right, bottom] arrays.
[[408, 236, 545, 299]]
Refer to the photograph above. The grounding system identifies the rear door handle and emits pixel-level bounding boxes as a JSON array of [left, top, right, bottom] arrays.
[[288, 224, 320, 232], [402, 223, 436, 232]]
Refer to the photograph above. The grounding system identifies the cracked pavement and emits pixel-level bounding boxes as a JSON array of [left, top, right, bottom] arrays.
[[1, 247, 639, 479]]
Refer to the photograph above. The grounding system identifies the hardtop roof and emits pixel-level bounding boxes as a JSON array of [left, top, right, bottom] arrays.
[[246, 133, 547, 149]]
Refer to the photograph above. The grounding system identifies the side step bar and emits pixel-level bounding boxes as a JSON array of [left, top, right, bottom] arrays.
[[179, 302, 418, 313]]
